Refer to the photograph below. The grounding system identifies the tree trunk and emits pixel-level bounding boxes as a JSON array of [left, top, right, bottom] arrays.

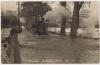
[[70, 2, 84, 38], [60, 17, 66, 35], [25, 17, 32, 30], [60, 2, 66, 35]]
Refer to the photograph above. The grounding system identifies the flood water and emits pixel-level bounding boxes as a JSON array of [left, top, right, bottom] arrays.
[[1, 28, 99, 63], [48, 27, 99, 38], [19, 28, 99, 63]]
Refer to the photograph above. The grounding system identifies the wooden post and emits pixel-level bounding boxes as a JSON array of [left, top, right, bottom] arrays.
[[8, 30, 21, 63]]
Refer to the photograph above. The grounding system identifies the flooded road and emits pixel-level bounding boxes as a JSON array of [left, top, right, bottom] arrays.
[[18, 29, 99, 63]]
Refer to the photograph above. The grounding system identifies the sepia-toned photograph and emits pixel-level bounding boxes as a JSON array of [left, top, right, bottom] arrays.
[[1, 1, 99, 64]]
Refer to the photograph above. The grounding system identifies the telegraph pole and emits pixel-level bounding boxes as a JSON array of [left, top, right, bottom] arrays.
[[17, 1, 20, 26], [17, 1, 22, 33]]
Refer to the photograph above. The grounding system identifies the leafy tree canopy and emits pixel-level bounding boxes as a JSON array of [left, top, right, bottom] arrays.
[[21, 2, 51, 17]]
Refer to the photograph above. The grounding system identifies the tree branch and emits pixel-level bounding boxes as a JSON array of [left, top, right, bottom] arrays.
[[79, 2, 84, 10]]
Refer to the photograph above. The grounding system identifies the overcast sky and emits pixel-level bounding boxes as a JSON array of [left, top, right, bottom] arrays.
[[1, 1, 58, 11], [1, 1, 18, 11], [1, 1, 99, 23], [1, 1, 99, 12]]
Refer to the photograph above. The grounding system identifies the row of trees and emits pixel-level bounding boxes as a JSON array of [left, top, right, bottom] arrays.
[[1, 1, 88, 38], [20, 1, 86, 38], [1, 11, 18, 28]]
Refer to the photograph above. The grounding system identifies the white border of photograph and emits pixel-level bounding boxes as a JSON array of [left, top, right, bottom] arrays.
[[0, 0, 100, 65]]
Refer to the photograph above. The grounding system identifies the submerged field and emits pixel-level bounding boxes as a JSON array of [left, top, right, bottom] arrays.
[[2, 28, 99, 63]]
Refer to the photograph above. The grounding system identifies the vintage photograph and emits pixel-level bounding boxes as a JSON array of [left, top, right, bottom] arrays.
[[1, 1, 99, 64]]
